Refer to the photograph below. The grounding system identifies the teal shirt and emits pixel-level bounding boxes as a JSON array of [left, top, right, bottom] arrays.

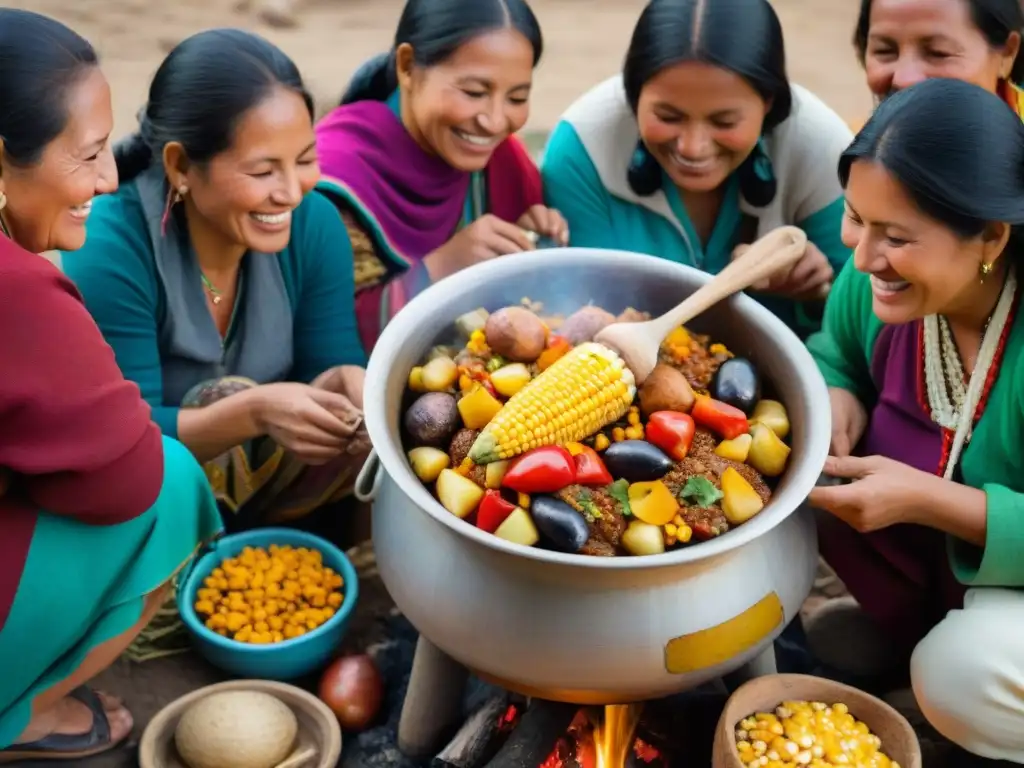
[[541, 78, 854, 338], [62, 183, 365, 439]]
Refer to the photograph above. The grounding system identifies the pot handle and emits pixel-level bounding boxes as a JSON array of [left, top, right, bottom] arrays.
[[355, 448, 384, 502]]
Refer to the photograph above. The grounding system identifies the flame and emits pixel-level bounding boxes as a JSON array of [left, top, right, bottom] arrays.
[[592, 704, 643, 768]]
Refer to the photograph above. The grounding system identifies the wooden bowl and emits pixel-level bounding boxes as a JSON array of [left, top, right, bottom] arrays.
[[139, 680, 342, 768], [713, 674, 922, 768]]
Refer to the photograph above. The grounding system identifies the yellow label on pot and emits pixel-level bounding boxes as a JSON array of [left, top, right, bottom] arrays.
[[663, 591, 784, 674]]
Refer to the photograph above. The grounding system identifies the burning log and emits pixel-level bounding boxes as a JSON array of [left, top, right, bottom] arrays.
[[432, 693, 513, 768], [481, 700, 578, 768]]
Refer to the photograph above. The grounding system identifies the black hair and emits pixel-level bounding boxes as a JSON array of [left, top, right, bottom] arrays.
[[840, 77, 1024, 263], [622, 0, 791, 206], [114, 28, 313, 183], [340, 0, 543, 105], [853, 0, 1024, 83], [0, 9, 99, 167]]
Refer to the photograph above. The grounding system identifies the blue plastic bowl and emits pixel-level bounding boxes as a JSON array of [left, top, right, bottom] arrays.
[[178, 528, 359, 680]]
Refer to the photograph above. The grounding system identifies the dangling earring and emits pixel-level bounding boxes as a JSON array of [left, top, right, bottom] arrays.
[[979, 260, 995, 282], [160, 184, 188, 236]]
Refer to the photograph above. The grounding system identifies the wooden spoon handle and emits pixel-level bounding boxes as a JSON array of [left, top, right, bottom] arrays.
[[647, 226, 808, 340]]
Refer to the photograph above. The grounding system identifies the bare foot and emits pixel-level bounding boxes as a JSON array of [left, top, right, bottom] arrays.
[[14, 691, 132, 747]]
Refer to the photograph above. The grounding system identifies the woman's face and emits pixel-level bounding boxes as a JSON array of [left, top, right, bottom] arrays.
[[862, 0, 1019, 100], [0, 66, 117, 253], [842, 159, 1007, 324], [398, 28, 534, 172], [635, 61, 770, 196], [177, 86, 319, 255]]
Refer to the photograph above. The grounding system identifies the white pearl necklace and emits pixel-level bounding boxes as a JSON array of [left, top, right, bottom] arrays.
[[923, 269, 1017, 479]]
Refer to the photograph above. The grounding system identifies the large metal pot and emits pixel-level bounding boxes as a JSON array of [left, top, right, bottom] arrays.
[[358, 248, 830, 704]]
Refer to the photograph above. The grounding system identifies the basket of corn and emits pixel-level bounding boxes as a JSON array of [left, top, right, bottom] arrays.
[[713, 674, 922, 768], [177, 528, 360, 680]]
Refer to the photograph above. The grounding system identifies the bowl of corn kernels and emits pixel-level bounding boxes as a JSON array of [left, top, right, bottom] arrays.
[[178, 528, 360, 680], [713, 674, 922, 768]]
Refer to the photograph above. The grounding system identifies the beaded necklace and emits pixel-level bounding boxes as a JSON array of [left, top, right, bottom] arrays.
[[919, 270, 1018, 479]]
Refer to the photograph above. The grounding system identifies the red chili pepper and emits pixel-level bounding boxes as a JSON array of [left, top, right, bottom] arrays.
[[572, 444, 613, 485], [502, 445, 576, 493], [691, 396, 750, 440], [476, 490, 517, 534], [645, 411, 696, 461]]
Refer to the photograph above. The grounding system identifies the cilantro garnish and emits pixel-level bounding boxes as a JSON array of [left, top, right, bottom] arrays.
[[606, 479, 632, 516], [679, 476, 724, 508]]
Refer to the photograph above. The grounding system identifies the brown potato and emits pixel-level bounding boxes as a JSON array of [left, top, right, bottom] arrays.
[[558, 306, 616, 345], [484, 307, 548, 363], [638, 364, 696, 417], [404, 392, 459, 446]]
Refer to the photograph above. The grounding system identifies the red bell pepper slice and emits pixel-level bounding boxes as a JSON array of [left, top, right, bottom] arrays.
[[645, 411, 696, 461], [476, 490, 517, 533], [502, 445, 576, 493], [691, 396, 750, 440], [571, 445, 613, 485]]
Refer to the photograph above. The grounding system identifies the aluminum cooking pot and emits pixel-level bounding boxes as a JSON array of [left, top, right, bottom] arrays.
[[358, 248, 830, 704]]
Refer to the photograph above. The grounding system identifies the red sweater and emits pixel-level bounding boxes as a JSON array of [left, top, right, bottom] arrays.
[[0, 237, 165, 629]]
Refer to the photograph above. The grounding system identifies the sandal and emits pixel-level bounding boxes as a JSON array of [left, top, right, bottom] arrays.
[[0, 686, 130, 762]]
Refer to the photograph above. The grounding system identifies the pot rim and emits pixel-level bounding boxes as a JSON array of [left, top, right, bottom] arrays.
[[364, 247, 831, 570]]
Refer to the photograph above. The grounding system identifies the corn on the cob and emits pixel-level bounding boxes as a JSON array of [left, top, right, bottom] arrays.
[[468, 342, 636, 464]]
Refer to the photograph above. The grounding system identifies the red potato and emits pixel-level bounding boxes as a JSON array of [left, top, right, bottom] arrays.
[[319, 654, 384, 732]]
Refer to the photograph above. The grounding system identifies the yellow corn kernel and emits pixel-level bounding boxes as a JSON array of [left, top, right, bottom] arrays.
[[624, 425, 643, 440], [677, 524, 693, 543], [664, 523, 678, 537], [627, 410, 641, 426], [594, 433, 611, 451], [612, 427, 626, 442], [517, 492, 531, 509], [467, 343, 636, 463], [466, 330, 489, 355]]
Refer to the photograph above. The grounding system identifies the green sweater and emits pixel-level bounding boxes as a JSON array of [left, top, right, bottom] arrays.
[[807, 261, 1024, 587], [62, 182, 365, 439]]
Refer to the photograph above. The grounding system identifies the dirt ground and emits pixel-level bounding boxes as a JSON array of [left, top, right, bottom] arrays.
[[10, 0, 870, 140]]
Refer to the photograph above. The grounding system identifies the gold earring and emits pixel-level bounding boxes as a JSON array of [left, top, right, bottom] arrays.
[[0, 191, 6, 212], [980, 260, 994, 281]]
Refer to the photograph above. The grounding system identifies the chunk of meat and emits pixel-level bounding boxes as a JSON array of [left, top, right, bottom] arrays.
[[558, 485, 627, 553], [448, 428, 486, 486], [662, 430, 772, 540], [658, 331, 725, 390]]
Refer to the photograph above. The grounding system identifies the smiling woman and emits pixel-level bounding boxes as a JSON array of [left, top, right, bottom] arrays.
[[806, 78, 1024, 762], [0, 10, 221, 763], [853, 0, 1023, 109], [314, 0, 566, 352], [540, 0, 855, 338], [60, 29, 371, 533]]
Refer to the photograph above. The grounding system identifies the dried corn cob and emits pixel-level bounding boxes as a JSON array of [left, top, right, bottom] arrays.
[[468, 342, 636, 464]]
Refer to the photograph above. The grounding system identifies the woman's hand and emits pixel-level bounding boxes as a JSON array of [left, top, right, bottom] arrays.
[[311, 365, 366, 410], [733, 240, 834, 301], [809, 454, 936, 533], [423, 214, 538, 282], [829, 387, 868, 457], [251, 382, 362, 466], [516, 204, 569, 247]]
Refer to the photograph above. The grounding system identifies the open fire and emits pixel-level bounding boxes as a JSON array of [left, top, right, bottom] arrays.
[[432, 698, 670, 768], [537, 705, 661, 768]]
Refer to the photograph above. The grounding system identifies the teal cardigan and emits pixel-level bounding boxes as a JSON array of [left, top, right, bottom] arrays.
[[62, 183, 365, 439]]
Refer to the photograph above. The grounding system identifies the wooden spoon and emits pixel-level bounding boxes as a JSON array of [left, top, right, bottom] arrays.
[[594, 225, 808, 385]]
